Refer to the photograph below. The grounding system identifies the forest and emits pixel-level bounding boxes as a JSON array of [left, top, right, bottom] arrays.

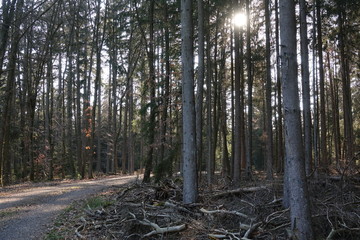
[[0, 0, 359, 239]]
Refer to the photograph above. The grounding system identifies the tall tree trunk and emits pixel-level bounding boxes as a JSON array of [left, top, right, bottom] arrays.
[[312, 5, 319, 177], [212, 14, 221, 179], [316, 0, 327, 168], [116, 97, 123, 173], [274, 0, 284, 173], [46, 47, 54, 180], [90, 45, 100, 177], [157, 0, 171, 178], [95, 0, 108, 173], [280, 1, 314, 238], [181, 0, 197, 204], [264, 0, 273, 180], [300, 0, 312, 175], [239, 16, 246, 171], [0, 0, 16, 77], [111, 39, 118, 174], [96, 62, 102, 173], [143, 0, 156, 183], [220, 45, 230, 177], [0, 0, 24, 186], [85, 49, 94, 178], [230, 25, 235, 178], [24, 28, 34, 181], [233, 0, 242, 184], [206, 6, 213, 186], [66, 20, 76, 178], [327, 49, 341, 167], [128, 76, 135, 174], [75, 24, 83, 178], [83, 40, 93, 178], [245, 0, 253, 179], [89, 0, 107, 177], [122, 87, 129, 174], [338, 4, 354, 163], [58, 51, 66, 179], [196, 0, 205, 179]]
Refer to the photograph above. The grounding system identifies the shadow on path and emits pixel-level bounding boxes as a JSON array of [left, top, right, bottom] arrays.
[[0, 175, 137, 240]]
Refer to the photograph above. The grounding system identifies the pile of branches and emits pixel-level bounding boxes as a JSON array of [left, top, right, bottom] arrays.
[[50, 175, 360, 239]]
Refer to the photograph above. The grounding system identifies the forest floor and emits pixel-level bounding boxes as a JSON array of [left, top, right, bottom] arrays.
[[44, 171, 360, 240], [0, 175, 137, 240]]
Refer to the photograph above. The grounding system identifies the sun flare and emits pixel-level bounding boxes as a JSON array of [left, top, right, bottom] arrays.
[[233, 12, 247, 27]]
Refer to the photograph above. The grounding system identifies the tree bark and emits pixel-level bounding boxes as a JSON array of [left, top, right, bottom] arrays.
[[205, 6, 213, 186], [0, 0, 16, 77], [245, 0, 253, 179], [46, 46, 54, 180], [75, 11, 83, 178], [312, 5, 319, 177], [264, 0, 273, 180], [316, 0, 327, 168], [0, 0, 24, 186], [196, 0, 205, 180], [233, 0, 242, 184], [274, 0, 284, 173], [299, 0, 312, 175], [143, 0, 156, 183], [279, 1, 314, 238], [327, 49, 341, 167], [338, 3, 354, 163], [181, 0, 198, 204], [220, 45, 230, 178]]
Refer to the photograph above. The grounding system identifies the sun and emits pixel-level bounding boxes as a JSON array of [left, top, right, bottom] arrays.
[[233, 12, 247, 28]]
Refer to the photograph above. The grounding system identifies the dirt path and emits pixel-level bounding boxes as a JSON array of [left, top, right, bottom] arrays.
[[0, 175, 138, 240]]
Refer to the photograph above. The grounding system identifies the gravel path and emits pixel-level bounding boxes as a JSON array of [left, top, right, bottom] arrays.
[[0, 175, 137, 240]]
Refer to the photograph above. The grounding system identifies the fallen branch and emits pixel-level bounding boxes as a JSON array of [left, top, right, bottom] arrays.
[[269, 222, 290, 231], [213, 186, 268, 198], [209, 229, 241, 240], [164, 201, 197, 215], [240, 199, 256, 208], [266, 197, 283, 205], [129, 212, 186, 237], [326, 227, 360, 240], [208, 233, 229, 239], [75, 217, 87, 239], [243, 222, 262, 239], [116, 183, 140, 200], [200, 207, 254, 221], [265, 208, 289, 225], [239, 223, 251, 230]]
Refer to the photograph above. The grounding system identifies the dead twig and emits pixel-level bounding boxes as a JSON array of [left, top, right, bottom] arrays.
[[265, 208, 289, 225], [165, 200, 199, 216], [200, 207, 254, 221], [116, 183, 140, 200], [75, 217, 87, 239], [326, 227, 360, 240], [243, 222, 262, 239], [240, 199, 256, 208], [266, 197, 283, 205], [269, 222, 290, 231], [129, 212, 186, 237], [209, 228, 241, 240]]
